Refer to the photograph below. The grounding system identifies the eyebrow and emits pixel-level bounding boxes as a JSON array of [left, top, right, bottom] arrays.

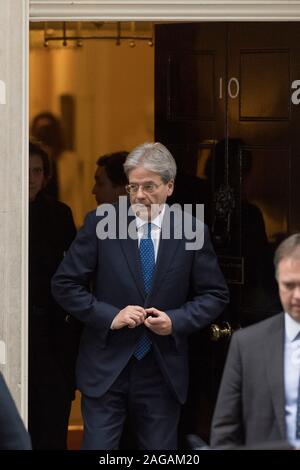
[[129, 180, 156, 184]]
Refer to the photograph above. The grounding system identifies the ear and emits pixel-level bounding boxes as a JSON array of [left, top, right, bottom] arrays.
[[166, 180, 174, 197]]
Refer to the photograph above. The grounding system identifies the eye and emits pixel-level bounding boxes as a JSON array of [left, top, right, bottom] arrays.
[[283, 283, 295, 291], [143, 184, 155, 192], [126, 184, 138, 194]]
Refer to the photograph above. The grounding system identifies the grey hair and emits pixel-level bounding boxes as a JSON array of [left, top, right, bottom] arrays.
[[123, 142, 177, 183], [274, 233, 300, 278]]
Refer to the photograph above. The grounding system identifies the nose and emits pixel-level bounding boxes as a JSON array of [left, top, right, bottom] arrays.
[[136, 185, 146, 198]]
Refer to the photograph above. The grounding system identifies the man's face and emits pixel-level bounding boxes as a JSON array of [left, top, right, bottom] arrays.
[[29, 154, 45, 201], [128, 166, 174, 220], [92, 166, 123, 205], [277, 256, 300, 322]]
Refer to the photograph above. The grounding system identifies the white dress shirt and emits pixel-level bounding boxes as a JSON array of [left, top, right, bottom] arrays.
[[284, 312, 300, 447], [135, 206, 165, 262]]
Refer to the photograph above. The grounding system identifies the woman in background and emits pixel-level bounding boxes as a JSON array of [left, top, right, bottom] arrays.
[[28, 140, 81, 449]]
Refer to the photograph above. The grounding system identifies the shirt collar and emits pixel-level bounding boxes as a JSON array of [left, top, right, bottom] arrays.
[[135, 204, 165, 231], [285, 312, 300, 342]]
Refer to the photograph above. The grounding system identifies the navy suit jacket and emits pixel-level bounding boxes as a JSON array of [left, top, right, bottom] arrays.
[[52, 205, 228, 403], [0, 373, 31, 450]]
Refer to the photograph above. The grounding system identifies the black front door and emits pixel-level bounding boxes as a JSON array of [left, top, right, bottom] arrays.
[[155, 22, 300, 443]]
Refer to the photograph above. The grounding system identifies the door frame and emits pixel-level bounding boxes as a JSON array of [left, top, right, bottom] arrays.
[[3, 0, 299, 419], [29, 1, 300, 21]]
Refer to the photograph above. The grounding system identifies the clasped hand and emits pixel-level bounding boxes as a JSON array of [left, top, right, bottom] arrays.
[[111, 306, 172, 335]]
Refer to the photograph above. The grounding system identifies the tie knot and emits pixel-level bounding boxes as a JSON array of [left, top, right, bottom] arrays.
[[143, 223, 152, 239]]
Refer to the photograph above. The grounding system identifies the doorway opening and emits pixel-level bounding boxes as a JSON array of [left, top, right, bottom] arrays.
[[28, 19, 299, 448]]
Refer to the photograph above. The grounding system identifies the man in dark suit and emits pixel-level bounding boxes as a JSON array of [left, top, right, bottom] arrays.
[[211, 233, 300, 449], [0, 373, 31, 450], [52, 142, 229, 450]]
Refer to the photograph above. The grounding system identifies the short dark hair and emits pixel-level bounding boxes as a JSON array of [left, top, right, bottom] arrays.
[[29, 139, 51, 178], [97, 151, 128, 186], [274, 233, 300, 277]]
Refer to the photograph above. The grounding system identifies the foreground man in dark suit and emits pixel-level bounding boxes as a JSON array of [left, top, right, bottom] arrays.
[[211, 233, 300, 449], [0, 373, 31, 450], [52, 142, 228, 450]]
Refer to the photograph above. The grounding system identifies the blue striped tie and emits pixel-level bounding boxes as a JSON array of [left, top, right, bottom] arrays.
[[134, 223, 155, 360]]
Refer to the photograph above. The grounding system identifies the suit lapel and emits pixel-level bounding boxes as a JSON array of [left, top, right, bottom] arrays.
[[118, 207, 145, 299], [264, 314, 286, 439]]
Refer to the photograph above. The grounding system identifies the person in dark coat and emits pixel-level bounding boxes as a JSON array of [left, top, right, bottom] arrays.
[[28, 140, 82, 449], [0, 372, 31, 450], [210, 233, 300, 449]]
